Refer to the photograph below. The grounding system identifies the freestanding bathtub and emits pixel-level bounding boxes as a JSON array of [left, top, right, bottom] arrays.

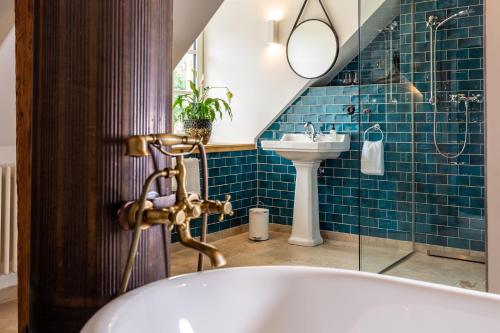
[[82, 266, 500, 333]]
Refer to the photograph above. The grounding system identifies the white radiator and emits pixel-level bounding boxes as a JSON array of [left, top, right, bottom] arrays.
[[0, 165, 17, 275]]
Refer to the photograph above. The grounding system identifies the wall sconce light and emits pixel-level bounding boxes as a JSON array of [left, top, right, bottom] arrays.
[[267, 20, 279, 45]]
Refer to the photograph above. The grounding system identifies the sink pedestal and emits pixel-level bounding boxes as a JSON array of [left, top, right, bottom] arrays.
[[261, 133, 350, 247], [288, 161, 323, 247]]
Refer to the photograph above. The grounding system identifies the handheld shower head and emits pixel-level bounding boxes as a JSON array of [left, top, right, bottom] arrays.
[[427, 7, 475, 29], [458, 7, 475, 16], [436, 7, 475, 28], [388, 21, 398, 31]]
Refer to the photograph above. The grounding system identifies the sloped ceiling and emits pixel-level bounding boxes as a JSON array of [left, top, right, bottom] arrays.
[[202, 0, 399, 143], [173, 0, 225, 65]]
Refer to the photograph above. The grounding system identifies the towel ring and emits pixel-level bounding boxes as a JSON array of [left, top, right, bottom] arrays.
[[363, 124, 384, 141]]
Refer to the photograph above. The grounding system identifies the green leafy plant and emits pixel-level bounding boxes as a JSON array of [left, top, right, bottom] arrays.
[[173, 71, 234, 123]]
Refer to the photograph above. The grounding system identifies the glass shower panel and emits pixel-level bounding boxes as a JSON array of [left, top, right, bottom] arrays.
[[357, 0, 486, 285], [358, 0, 416, 273], [413, 0, 486, 265]]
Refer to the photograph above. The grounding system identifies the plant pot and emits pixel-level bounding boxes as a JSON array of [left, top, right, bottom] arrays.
[[183, 119, 212, 144]]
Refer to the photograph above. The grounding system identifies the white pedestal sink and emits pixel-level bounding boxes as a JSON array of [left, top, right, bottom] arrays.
[[261, 133, 350, 246]]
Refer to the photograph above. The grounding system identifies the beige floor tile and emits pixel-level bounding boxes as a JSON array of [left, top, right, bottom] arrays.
[[385, 252, 486, 291], [0, 287, 16, 306], [0, 301, 17, 333], [171, 231, 486, 292]]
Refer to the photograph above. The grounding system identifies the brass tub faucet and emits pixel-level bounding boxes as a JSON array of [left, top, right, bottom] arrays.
[[118, 134, 233, 295]]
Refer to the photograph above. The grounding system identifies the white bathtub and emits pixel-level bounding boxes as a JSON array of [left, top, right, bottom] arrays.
[[82, 266, 500, 333]]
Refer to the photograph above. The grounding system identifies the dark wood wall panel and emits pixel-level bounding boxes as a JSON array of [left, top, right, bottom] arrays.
[[28, 0, 173, 331], [15, 0, 34, 331]]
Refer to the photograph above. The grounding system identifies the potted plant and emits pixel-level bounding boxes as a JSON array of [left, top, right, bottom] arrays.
[[173, 71, 233, 144]]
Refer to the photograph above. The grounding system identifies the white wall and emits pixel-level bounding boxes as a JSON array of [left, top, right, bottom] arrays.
[[0, 0, 16, 158], [173, 0, 225, 65], [203, 0, 395, 143], [486, 0, 500, 294], [0, 0, 16, 290]]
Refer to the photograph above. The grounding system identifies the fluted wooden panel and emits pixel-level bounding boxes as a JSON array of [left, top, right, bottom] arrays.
[[15, 0, 34, 331], [30, 1, 172, 331]]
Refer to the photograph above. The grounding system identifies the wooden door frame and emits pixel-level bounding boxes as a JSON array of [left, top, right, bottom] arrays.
[[15, 0, 33, 332], [14, 1, 175, 330]]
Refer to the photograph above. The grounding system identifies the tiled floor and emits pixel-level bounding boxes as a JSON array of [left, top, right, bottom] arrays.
[[171, 231, 486, 291], [385, 252, 486, 291], [171, 231, 413, 274], [0, 301, 16, 333], [0, 230, 486, 332]]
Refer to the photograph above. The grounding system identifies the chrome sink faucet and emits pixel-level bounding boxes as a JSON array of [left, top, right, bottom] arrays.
[[304, 122, 319, 142]]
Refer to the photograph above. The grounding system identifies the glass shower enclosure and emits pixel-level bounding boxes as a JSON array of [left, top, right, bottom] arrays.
[[357, 0, 485, 275]]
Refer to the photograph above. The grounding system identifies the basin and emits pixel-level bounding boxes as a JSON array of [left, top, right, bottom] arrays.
[[261, 133, 350, 246]]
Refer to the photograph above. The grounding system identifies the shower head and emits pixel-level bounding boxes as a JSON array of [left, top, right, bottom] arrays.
[[388, 21, 398, 31], [458, 8, 475, 16], [436, 7, 474, 29], [379, 21, 399, 33]]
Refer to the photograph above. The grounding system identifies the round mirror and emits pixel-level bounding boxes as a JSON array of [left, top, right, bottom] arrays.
[[286, 20, 339, 79]]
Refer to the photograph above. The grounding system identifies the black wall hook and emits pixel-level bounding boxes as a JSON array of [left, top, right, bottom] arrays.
[[347, 105, 356, 115]]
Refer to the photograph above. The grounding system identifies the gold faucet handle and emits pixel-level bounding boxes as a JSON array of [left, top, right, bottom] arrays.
[[170, 208, 187, 226], [218, 194, 234, 222], [223, 194, 234, 215], [183, 197, 202, 219], [200, 194, 234, 219], [118, 200, 154, 230]]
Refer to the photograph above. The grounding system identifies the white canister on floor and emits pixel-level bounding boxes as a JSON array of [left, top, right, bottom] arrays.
[[249, 208, 269, 241]]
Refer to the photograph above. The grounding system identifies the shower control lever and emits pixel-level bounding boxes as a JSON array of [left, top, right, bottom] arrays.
[[449, 94, 483, 104], [472, 94, 483, 104], [449, 94, 466, 103]]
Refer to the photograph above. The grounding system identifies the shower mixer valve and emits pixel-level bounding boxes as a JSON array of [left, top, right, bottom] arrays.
[[449, 94, 483, 104]]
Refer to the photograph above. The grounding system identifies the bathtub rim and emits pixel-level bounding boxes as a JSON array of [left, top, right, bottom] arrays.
[[82, 265, 500, 332]]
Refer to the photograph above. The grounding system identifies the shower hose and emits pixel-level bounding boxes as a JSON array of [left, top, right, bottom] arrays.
[[430, 26, 469, 159]]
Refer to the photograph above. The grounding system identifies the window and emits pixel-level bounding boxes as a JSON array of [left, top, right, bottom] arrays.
[[173, 35, 204, 133]]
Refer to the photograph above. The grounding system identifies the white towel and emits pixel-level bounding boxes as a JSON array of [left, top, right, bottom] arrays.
[[171, 158, 201, 195], [361, 140, 384, 176]]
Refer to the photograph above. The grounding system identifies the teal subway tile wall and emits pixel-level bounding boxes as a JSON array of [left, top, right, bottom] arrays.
[[180, 0, 484, 253], [407, 0, 485, 251], [258, 83, 418, 242], [172, 149, 257, 243], [256, 0, 485, 251]]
